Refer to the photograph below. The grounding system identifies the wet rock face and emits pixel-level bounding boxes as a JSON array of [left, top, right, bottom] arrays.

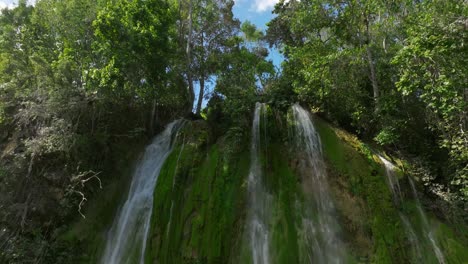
[[290, 153, 308, 184]]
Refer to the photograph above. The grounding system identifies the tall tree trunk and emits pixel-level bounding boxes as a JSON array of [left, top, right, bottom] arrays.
[[363, 10, 380, 111], [196, 77, 205, 115], [196, 31, 205, 115], [366, 46, 379, 110], [187, 72, 194, 112], [186, 0, 195, 109], [149, 98, 156, 135]]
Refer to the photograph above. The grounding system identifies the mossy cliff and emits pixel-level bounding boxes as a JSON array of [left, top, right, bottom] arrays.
[[80, 106, 467, 264], [313, 117, 468, 263], [314, 117, 407, 263], [145, 120, 250, 263]]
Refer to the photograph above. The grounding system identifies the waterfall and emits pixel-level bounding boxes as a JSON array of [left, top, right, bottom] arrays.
[[379, 156, 403, 204], [378, 155, 423, 262], [409, 177, 446, 264], [101, 120, 183, 264], [379, 155, 445, 264], [291, 104, 345, 263], [247, 102, 272, 264]]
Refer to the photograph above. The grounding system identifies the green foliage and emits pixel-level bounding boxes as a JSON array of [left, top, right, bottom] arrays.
[[266, 0, 467, 202], [241, 20, 264, 43], [0, 0, 188, 262], [374, 127, 399, 146], [393, 1, 467, 199], [215, 45, 275, 128], [92, 0, 174, 100]]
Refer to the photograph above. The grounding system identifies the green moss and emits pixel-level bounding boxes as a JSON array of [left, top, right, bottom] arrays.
[[401, 199, 468, 263], [146, 121, 250, 264], [268, 144, 300, 264], [437, 223, 468, 263], [147, 114, 304, 264], [68, 112, 467, 264], [314, 117, 408, 263]]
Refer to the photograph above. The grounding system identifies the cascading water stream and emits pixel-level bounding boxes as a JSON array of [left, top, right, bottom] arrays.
[[378, 156, 423, 262], [101, 120, 183, 264], [409, 177, 446, 264], [166, 134, 186, 240], [247, 102, 271, 264], [291, 104, 345, 263], [399, 214, 423, 262], [379, 155, 445, 264], [379, 156, 403, 204]]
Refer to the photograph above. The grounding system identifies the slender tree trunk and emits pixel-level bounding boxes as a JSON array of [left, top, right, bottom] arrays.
[[149, 98, 156, 135], [196, 77, 205, 115], [196, 30, 205, 115], [186, 0, 195, 109], [187, 74, 194, 111], [366, 46, 379, 110], [363, 9, 380, 111]]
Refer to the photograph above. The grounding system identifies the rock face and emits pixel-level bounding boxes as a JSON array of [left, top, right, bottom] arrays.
[[60, 106, 468, 264]]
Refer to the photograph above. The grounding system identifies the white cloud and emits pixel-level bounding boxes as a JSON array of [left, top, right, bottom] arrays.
[[252, 0, 279, 12], [0, 0, 36, 10], [0, 0, 15, 10], [252, 0, 293, 13]]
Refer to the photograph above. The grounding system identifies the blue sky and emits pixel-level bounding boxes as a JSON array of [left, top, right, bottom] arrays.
[[0, 0, 34, 9]]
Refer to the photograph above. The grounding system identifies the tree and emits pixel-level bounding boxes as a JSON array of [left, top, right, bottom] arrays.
[[176, 0, 239, 115], [266, 0, 413, 131], [215, 36, 275, 125], [0, 0, 34, 124], [393, 0, 467, 199], [92, 0, 173, 100]]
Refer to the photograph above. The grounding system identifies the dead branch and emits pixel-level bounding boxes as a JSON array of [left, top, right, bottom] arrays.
[[73, 190, 87, 219], [70, 170, 103, 218]]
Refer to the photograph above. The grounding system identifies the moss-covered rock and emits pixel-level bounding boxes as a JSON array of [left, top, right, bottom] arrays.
[[314, 116, 468, 263], [80, 107, 467, 264], [145, 121, 250, 264]]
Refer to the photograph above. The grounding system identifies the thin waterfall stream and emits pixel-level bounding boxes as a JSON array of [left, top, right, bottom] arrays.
[[379, 155, 446, 264], [409, 177, 446, 264], [379, 155, 423, 262], [166, 134, 186, 240], [247, 102, 272, 264], [101, 120, 183, 264], [291, 104, 345, 263]]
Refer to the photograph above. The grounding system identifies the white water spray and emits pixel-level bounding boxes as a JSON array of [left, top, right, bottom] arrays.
[[379, 156, 403, 204], [409, 177, 446, 264], [291, 104, 345, 263], [379, 155, 445, 264], [247, 102, 272, 264], [378, 155, 423, 262], [101, 120, 183, 264]]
